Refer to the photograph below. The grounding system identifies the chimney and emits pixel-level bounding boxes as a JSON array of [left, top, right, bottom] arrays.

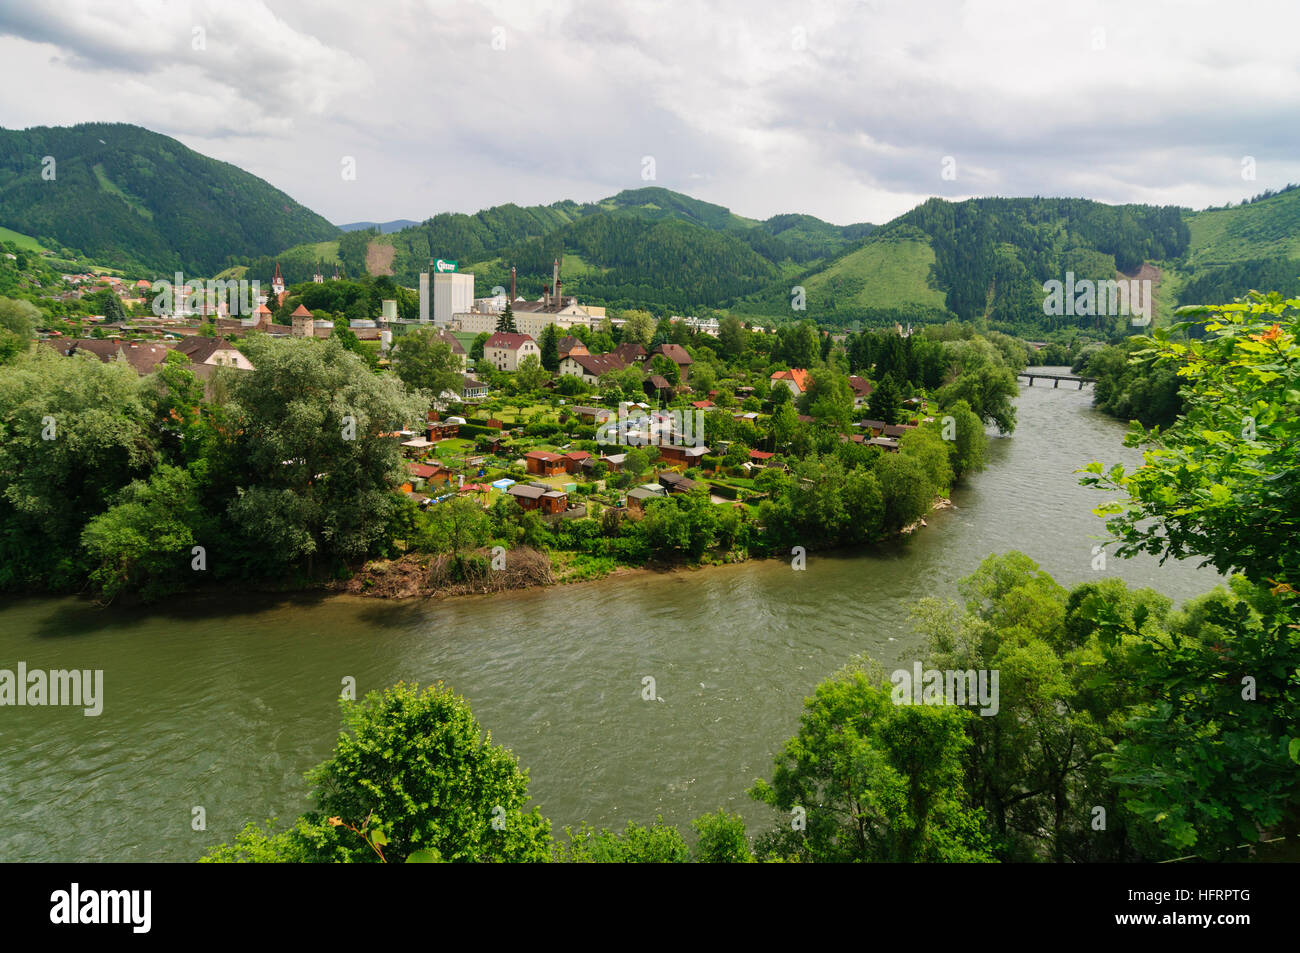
[[510, 265, 516, 301], [552, 259, 559, 307]]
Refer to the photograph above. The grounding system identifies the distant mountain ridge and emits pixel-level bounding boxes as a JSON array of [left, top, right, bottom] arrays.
[[6, 122, 1298, 334], [0, 122, 339, 275], [338, 219, 421, 234]]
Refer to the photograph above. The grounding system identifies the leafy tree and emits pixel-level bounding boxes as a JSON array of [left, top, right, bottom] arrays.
[[899, 426, 953, 495], [805, 372, 854, 428], [750, 660, 993, 862], [1084, 294, 1300, 588], [0, 295, 38, 339], [691, 810, 754, 863], [514, 354, 550, 391], [1081, 293, 1300, 857], [1095, 579, 1300, 858], [0, 296, 38, 363], [874, 453, 933, 534], [938, 363, 1018, 434], [943, 398, 987, 480], [470, 331, 491, 361], [392, 327, 463, 398], [911, 553, 1125, 861], [205, 682, 553, 862], [560, 817, 689, 862], [0, 348, 157, 590], [219, 337, 426, 577], [80, 464, 209, 603], [417, 495, 491, 560], [620, 309, 655, 347], [622, 447, 651, 480], [718, 314, 747, 359]]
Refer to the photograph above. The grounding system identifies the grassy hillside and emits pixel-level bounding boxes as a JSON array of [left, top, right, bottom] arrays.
[[1171, 185, 1300, 305], [1184, 186, 1300, 266], [734, 228, 947, 325], [0, 122, 339, 275], [0, 225, 45, 252]]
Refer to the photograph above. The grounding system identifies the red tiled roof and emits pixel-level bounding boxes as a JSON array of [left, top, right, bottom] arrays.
[[408, 463, 438, 479], [566, 353, 625, 376], [652, 343, 693, 365], [525, 450, 563, 462], [563, 450, 591, 460], [486, 332, 537, 350], [771, 368, 810, 392], [691, 399, 713, 409], [291, 304, 313, 318], [749, 449, 775, 460]]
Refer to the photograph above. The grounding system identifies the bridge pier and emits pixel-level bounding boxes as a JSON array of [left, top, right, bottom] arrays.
[[1054, 378, 1059, 388], [1027, 376, 1033, 386]]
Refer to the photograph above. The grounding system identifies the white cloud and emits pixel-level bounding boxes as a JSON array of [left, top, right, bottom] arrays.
[[2, 0, 1299, 226]]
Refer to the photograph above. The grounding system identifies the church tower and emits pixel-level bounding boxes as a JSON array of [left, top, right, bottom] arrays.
[[271, 262, 285, 297]]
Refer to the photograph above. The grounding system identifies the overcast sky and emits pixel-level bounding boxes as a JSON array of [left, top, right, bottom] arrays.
[[3, 0, 1298, 227]]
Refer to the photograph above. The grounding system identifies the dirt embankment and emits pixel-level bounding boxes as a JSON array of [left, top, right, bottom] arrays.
[[335, 546, 553, 599], [365, 240, 396, 277]]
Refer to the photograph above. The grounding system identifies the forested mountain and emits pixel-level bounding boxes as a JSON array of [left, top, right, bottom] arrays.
[[0, 123, 339, 275], [8, 122, 1298, 334], [324, 186, 873, 313], [1173, 184, 1300, 305]]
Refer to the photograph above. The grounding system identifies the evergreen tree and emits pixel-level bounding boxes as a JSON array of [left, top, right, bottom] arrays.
[[496, 303, 517, 334], [539, 322, 559, 372], [866, 373, 902, 424]]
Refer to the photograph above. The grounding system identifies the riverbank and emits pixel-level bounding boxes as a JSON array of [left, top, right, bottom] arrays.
[[0, 378, 1231, 862], [333, 495, 958, 602]]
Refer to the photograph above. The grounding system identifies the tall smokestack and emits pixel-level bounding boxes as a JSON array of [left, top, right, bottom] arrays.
[[510, 265, 516, 301], [552, 259, 559, 307]]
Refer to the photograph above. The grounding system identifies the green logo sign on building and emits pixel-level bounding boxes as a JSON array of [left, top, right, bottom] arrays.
[[434, 259, 458, 273]]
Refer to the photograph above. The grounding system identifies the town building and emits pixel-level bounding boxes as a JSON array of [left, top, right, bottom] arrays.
[[484, 332, 540, 372], [558, 352, 626, 385], [650, 343, 693, 383], [848, 375, 874, 408], [173, 336, 253, 369], [771, 368, 810, 395], [290, 304, 315, 337]]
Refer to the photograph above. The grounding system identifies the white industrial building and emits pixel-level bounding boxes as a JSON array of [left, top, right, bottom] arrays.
[[418, 261, 475, 326]]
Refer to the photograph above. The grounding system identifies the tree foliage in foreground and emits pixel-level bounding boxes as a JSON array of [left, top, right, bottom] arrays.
[[203, 683, 553, 863]]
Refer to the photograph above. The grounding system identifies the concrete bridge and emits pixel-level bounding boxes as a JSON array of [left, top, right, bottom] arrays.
[[1017, 371, 1095, 389]]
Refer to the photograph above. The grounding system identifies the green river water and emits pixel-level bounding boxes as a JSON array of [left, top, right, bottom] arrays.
[[0, 371, 1223, 861]]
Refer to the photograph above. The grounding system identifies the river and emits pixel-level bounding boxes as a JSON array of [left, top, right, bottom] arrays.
[[0, 369, 1222, 861]]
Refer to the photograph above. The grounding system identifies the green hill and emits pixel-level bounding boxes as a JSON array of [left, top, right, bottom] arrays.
[[317, 186, 872, 314], [1184, 185, 1300, 266], [0, 122, 339, 275], [734, 225, 948, 325]]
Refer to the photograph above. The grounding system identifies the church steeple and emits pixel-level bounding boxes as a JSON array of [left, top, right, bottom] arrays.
[[271, 262, 285, 296]]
